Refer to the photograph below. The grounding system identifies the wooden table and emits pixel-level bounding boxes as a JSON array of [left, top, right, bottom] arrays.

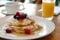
[[0, 3, 60, 40]]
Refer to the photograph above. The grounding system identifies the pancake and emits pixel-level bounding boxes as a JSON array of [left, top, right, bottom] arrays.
[[7, 17, 35, 26], [5, 16, 42, 35]]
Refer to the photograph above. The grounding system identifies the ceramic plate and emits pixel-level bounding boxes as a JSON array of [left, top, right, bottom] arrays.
[[0, 16, 55, 39]]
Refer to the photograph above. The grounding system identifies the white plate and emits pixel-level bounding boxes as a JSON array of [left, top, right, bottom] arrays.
[[0, 16, 55, 39]]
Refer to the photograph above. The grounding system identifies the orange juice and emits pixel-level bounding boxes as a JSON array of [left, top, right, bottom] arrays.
[[42, 2, 54, 18]]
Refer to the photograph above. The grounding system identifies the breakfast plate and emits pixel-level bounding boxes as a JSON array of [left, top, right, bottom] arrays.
[[0, 15, 55, 39]]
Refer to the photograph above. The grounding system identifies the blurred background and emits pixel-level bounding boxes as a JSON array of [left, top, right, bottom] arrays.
[[0, 0, 60, 6]]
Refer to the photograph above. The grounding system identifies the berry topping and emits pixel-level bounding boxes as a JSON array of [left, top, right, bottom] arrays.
[[25, 29, 31, 34], [15, 16, 20, 19], [6, 29, 12, 33], [19, 13, 27, 19], [14, 15, 20, 19], [14, 12, 27, 20], [20, 13, 25, 18], [14, 15, 16, 19], [16, 12, 20, 16], [24, 14, 27, 18]]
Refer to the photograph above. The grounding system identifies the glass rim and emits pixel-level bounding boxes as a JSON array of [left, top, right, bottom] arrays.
[[42, 0, 56, 3]]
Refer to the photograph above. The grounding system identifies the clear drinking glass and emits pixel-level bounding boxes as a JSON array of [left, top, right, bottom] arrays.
[[42, 0, 56, 20]]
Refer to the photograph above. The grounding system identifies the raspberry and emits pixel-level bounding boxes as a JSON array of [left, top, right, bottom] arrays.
[[20, 13, 27, 19], [25, 29, 31, 34], [16, 12, 20, 16], [20, 13, 25, 18], [6, 29, 12, 33]]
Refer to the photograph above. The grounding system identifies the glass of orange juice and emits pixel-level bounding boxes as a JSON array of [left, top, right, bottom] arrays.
[[42, 0, 55, 20]]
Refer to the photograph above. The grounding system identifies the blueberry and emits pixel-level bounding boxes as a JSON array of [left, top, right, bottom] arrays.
[[14, 15, 16, 19], [14, 15, 20, 19], [24, 14, 27, 18], [16, 16, 20, 19]]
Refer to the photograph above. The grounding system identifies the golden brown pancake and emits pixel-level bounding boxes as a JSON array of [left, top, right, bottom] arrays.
[[5, 17, 42, 35]]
